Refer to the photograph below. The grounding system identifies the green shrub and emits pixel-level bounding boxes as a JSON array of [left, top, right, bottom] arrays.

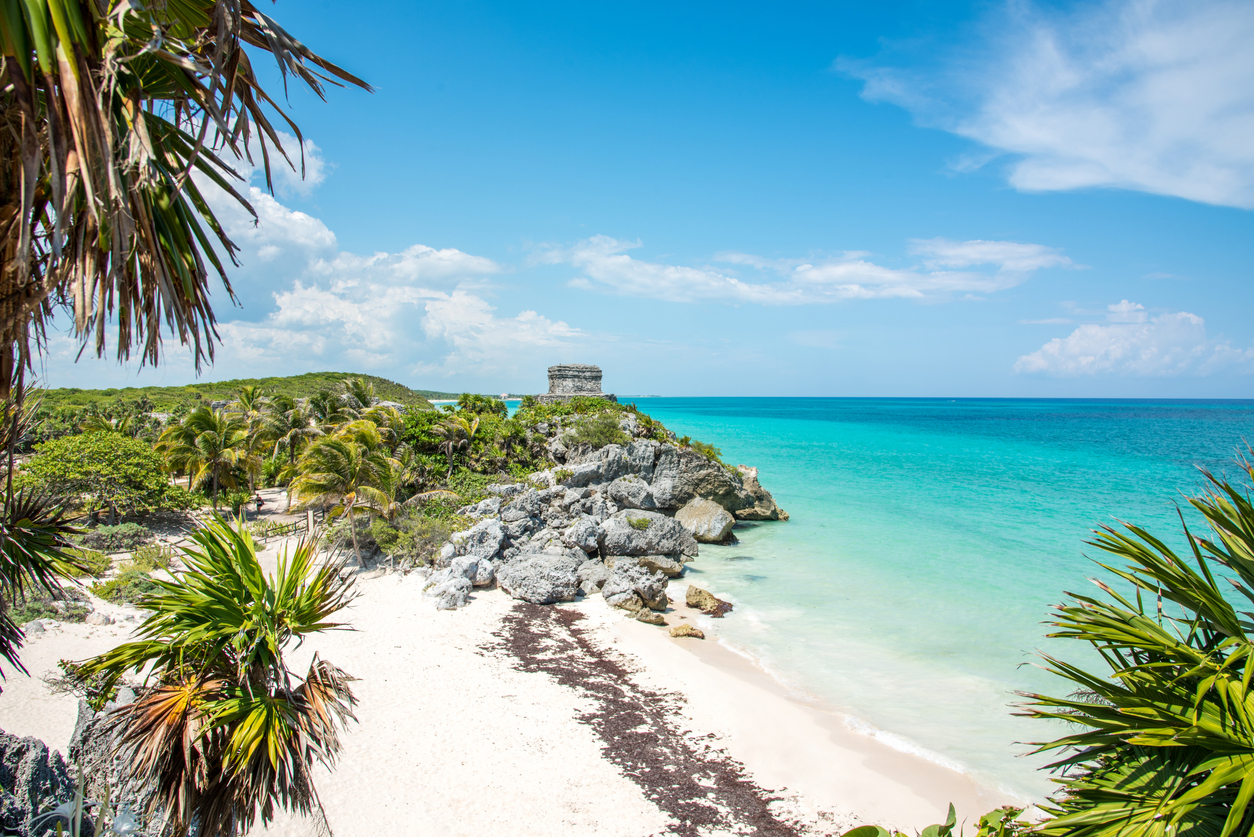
[[627, 516, 650, 531], [371, 510, 467, 569], [223, 488, 251, 515], [9, 592, 90, 624], [92, 567, 162, 605], [66, 547, 112, 577], [78, 522, 152, 553], [130, 543, 174, 571], [566, 412, 629, 449], [553, 468, 574, 483]]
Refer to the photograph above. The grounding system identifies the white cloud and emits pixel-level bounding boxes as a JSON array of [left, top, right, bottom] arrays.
[[1014, 302, 1254, 376], [542, 234, 1071, 305], [845, 0, 1254, 208]]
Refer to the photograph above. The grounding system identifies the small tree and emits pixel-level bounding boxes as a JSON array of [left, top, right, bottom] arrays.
[[19, 432, 170, 523]]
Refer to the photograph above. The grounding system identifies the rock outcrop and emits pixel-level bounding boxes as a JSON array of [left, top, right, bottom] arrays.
[[421, 408, 786, 619], [674, 498, 736, 543], [669, 623, 705, 639], [0, 729, 74, 835], [686, 586, 734, 618]]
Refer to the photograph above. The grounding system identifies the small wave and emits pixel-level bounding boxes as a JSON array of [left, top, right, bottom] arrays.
[[842, 716, 969, 774]]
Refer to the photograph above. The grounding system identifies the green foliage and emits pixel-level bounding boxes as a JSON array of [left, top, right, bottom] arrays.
[[65, 548, 112, 578], [223, 488, 252, 516], [515, 396, 624, 426], [553, 468, 574, 483], [34, 372, 445, 413], [92, 568, 163, 605], [18, 433, 176, 519], [567, 412, 630, 449], [456, 393, 507, 416], [369, 510, 465, 568], [1017, 458, 1254, 836], [8, 592, 90, 624], [48, 659, 116, 712], [840, 805, 1026, 837], [627, 516, 651, 531], [78, 517, 357, 836], [76, 523, 152, 554], [130, 543, 174, 572]]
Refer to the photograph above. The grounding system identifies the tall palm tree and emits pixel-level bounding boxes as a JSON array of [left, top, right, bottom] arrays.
[[1022, 458, 1254, 837], [228, 386, 270, 490], [159, 406, 252, 507], [307, 390, 354, 432], [291, 425, 397, 567], [339, 378, 377, 415], [435, 416, 479, 480], [0, 0, 370, 401], [77, 517, 357, 837], [262, 396, 322, 509]]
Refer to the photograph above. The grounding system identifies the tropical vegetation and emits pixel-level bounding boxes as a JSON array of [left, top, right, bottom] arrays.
[[78, 517, 357, 837]]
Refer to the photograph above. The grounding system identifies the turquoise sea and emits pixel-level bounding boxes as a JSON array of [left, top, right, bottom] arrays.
[[623, 398, 1254, 801]]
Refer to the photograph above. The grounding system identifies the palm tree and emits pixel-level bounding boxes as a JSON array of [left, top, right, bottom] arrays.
[[228, 386, 271, 490], [291, 425, 397, 567], [0, 0, 370, 402], [339, 378, 378, 415], [435, 416, 479, 481], [262, 396, 322, 509], [308, 390, 354, 431], [77, 517, 357, 837], [159, 407, 252, 507], [1021, 457, 1254, 836]]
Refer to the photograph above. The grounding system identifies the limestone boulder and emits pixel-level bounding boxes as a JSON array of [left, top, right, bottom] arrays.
[[733, 466, 789, 521], [576, 559, 611, 597], [674, 497, 736, 543], [606, 554, 687, 578], [426, 575, 472, 610], [607, 475, 656, 510], [561, 516, 602, 553], [602, 561, 669, 612], [599, 510, 698, 558], [497, 548, 583, 604], [457, 496, 501, 518], [0, 730, 74, 836], [626, 439, 658, 480], [487, 482, 527, 498], [686, 585, 733, 618], [670, 623, 705, 639], [650, 445, 745, 512], [449, 518, 505, 563]]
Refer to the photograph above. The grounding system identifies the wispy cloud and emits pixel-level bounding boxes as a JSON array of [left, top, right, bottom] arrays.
[[1014, 300, 1254, 376], [842, 0, 1254, 208], [541, 234, 1073, 305]]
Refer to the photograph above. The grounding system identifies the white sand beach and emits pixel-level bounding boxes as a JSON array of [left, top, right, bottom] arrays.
[[0, 540, 1015, 837]]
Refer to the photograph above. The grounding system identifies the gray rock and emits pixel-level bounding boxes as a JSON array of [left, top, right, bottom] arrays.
[[600, 510, 699, 558], [733, 466, 790, 521], [458, 496, 501, 518], [435, 542, 456, 566], [626, 440, 658, 480], [561, 516, 602, 553], [487, 482, 527, 498], [674, 497, 736, 543], [115, 687, 136, 707], [577, 560, 611, 597], [651, 444, 746, 512], [447, 555, 480, 582], [450, 518, 506, 563], [497, 549, 583, 604], [84, 611, 114, 626], [607, 475, 657, 510], [602, 561, 669, 612], [472, 559, 496, 588], [547, 436, 569, 462], [20, 620, 43, 634], [561, 487, 592, 509], [502, 489, 544, 521], [608, 554, 687, 578], [427, 575, 473, 610], [503, 517, 538, 541], [0, 730, 75, 836]]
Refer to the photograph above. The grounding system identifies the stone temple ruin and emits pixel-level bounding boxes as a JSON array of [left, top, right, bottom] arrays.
[[536, 363, 617, 405]]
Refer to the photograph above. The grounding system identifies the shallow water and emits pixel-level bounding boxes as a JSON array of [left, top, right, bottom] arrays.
[[628, 397, 1254, 800]]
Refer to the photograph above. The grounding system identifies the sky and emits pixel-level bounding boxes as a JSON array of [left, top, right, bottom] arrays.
[[41, 0, 1254, 398]]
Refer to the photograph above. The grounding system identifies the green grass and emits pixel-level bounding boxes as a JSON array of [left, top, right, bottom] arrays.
[[10, 593, 90, 623], [627, 516, 651, 531], [92, 567, 163, 605], [66, 547, 113, 578], [34, 371, 458, 412]]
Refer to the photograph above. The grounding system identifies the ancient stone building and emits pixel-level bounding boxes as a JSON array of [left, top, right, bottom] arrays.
[[536, 364, 617, 404]]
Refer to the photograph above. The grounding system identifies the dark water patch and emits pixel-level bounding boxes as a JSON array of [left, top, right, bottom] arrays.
[[741, 574, 768, 582], [724, 555, 755, 562], [487, 602, 803, 837]]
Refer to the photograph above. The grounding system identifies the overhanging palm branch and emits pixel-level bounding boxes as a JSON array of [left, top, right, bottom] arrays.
[[0, 0, 370, 396], [1022, 458, 1254, 837]]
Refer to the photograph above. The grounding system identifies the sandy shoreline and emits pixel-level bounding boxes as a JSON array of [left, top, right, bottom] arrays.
[[0, 561, 1017, 836]]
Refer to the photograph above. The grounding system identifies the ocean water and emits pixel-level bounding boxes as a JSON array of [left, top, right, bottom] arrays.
[[627, 398, 1254, 801]]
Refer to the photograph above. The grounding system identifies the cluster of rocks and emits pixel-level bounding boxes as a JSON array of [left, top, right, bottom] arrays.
[[420, 424, 785, 625], [0, 730, 74, 835]]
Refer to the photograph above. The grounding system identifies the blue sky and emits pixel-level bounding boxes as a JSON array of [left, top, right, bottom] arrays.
[[43, 0, 1254, 397]]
